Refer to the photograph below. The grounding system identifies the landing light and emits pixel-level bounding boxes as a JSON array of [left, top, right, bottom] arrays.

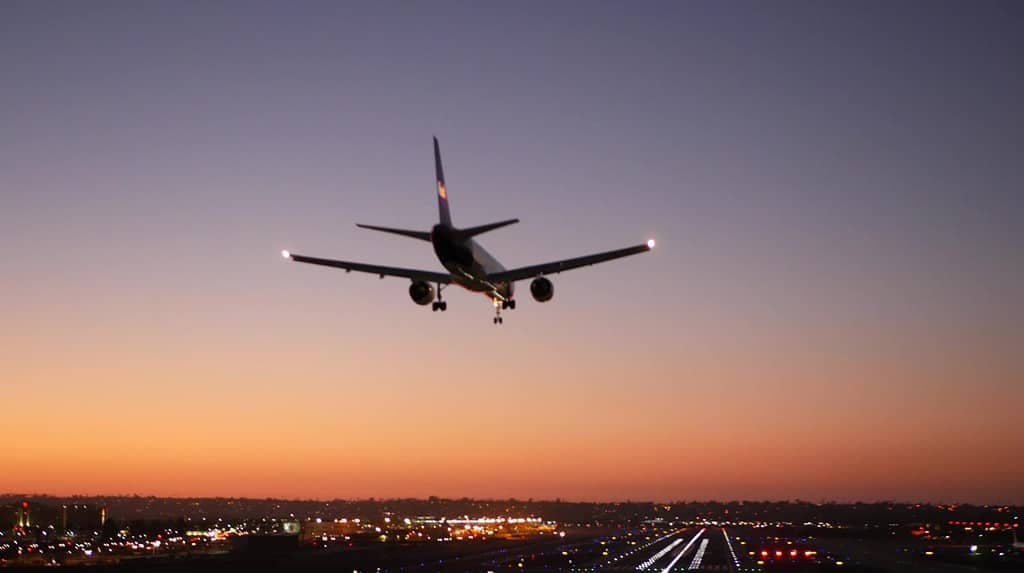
[[647, 239, 656, 249], [281, 250, 291, 259]]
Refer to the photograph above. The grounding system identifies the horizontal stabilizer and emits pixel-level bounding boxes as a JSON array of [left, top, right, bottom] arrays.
[[356, 224, 432, 241], [456, 218, 520, 240]]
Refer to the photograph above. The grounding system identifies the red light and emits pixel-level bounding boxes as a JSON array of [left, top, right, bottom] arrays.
[[761, 550, 768, 557], [790, 549, 798, 557], [775, 550, 783, 557], [21, 501, 28, 508]]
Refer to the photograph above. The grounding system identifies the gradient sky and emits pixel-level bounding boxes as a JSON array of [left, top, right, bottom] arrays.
[[2, 1, 1022, 504]]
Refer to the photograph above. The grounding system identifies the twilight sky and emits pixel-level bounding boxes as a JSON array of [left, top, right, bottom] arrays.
[[1, 1, 1022, 504]]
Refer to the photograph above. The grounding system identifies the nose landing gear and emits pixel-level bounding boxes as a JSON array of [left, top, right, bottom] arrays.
[[493, 299, 503, 324], [493, 297, 514, 324]]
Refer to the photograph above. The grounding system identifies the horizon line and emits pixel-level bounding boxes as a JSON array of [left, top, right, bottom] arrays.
[[1, 492, 1019, 508]]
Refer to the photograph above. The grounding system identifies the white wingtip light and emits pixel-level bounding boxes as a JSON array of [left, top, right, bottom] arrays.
[[281, 249, 291, 259], [647, 239, 656, 249]]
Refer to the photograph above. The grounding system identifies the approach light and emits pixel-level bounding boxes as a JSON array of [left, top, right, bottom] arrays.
[[647, 239, 656, 249], [281, 250, 291, 259]]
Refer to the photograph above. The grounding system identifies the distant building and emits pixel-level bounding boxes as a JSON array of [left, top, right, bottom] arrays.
[[0, 500, 103, 534], [0, 502, 29, 529], [60, 504, 104, 534], [301, 519, 360, 543], [15, 500, 32, 528], [232, 534, 299, 555]]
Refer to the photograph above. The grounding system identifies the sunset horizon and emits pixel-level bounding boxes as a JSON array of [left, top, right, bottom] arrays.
[[3, 0, 1021, 544]]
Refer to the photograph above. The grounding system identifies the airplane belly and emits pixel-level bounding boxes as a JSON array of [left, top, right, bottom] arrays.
[[451, 272, 489, 292], [436, 237, 514, 300]]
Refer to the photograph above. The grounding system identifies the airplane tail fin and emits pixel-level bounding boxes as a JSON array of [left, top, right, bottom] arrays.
[[455, 218, 520, 240], [355, 224, 432, 241], [434, 136, 452, 226]]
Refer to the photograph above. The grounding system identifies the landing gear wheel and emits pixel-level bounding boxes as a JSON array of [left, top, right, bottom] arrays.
[[431, 302, 439, 312], [439, 301, 447, 311]]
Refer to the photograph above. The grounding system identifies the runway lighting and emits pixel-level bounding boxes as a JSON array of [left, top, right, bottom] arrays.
[[659, 528, 705, 573]]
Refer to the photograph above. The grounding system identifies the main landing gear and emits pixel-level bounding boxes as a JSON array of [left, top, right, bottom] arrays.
[[432, 283, 448, 312]]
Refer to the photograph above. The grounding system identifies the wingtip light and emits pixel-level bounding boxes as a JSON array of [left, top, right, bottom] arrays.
[[647, 239, 656, 249], [281, 249, 291, 259]]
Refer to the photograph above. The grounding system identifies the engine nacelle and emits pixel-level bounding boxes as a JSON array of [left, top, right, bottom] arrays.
[[408, 281, 435, 305], [530, 277, 553, 302]]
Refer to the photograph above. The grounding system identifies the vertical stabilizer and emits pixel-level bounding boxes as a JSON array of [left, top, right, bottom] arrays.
[[434, 136, 452, 226]]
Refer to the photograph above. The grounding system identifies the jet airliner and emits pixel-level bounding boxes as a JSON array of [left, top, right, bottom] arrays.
[[282, 137, 654, 324]]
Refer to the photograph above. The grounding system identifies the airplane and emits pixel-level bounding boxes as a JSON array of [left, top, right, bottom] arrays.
[[281, 137, 655, 324]]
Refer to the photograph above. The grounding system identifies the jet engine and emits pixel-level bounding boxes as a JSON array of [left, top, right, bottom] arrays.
[[408, 281, 435, 305], [530, 277, 553, 302]]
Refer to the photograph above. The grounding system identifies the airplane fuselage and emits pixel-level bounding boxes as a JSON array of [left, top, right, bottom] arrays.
[[431, 223, 513, 302]]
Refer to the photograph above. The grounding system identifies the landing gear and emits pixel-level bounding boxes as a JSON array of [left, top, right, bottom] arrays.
[[432, 283, 448, 312], [492, 296, 515, 324]]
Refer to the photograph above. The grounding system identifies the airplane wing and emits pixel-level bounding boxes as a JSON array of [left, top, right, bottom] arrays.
[[282, 251, 452, 284], [487, 240, 654, 283]]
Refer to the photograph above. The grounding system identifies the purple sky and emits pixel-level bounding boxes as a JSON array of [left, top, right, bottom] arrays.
[[1, 1, 1022, 503]]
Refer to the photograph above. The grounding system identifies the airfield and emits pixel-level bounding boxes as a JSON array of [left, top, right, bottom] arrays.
[[10, 522, 1013, 572]]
